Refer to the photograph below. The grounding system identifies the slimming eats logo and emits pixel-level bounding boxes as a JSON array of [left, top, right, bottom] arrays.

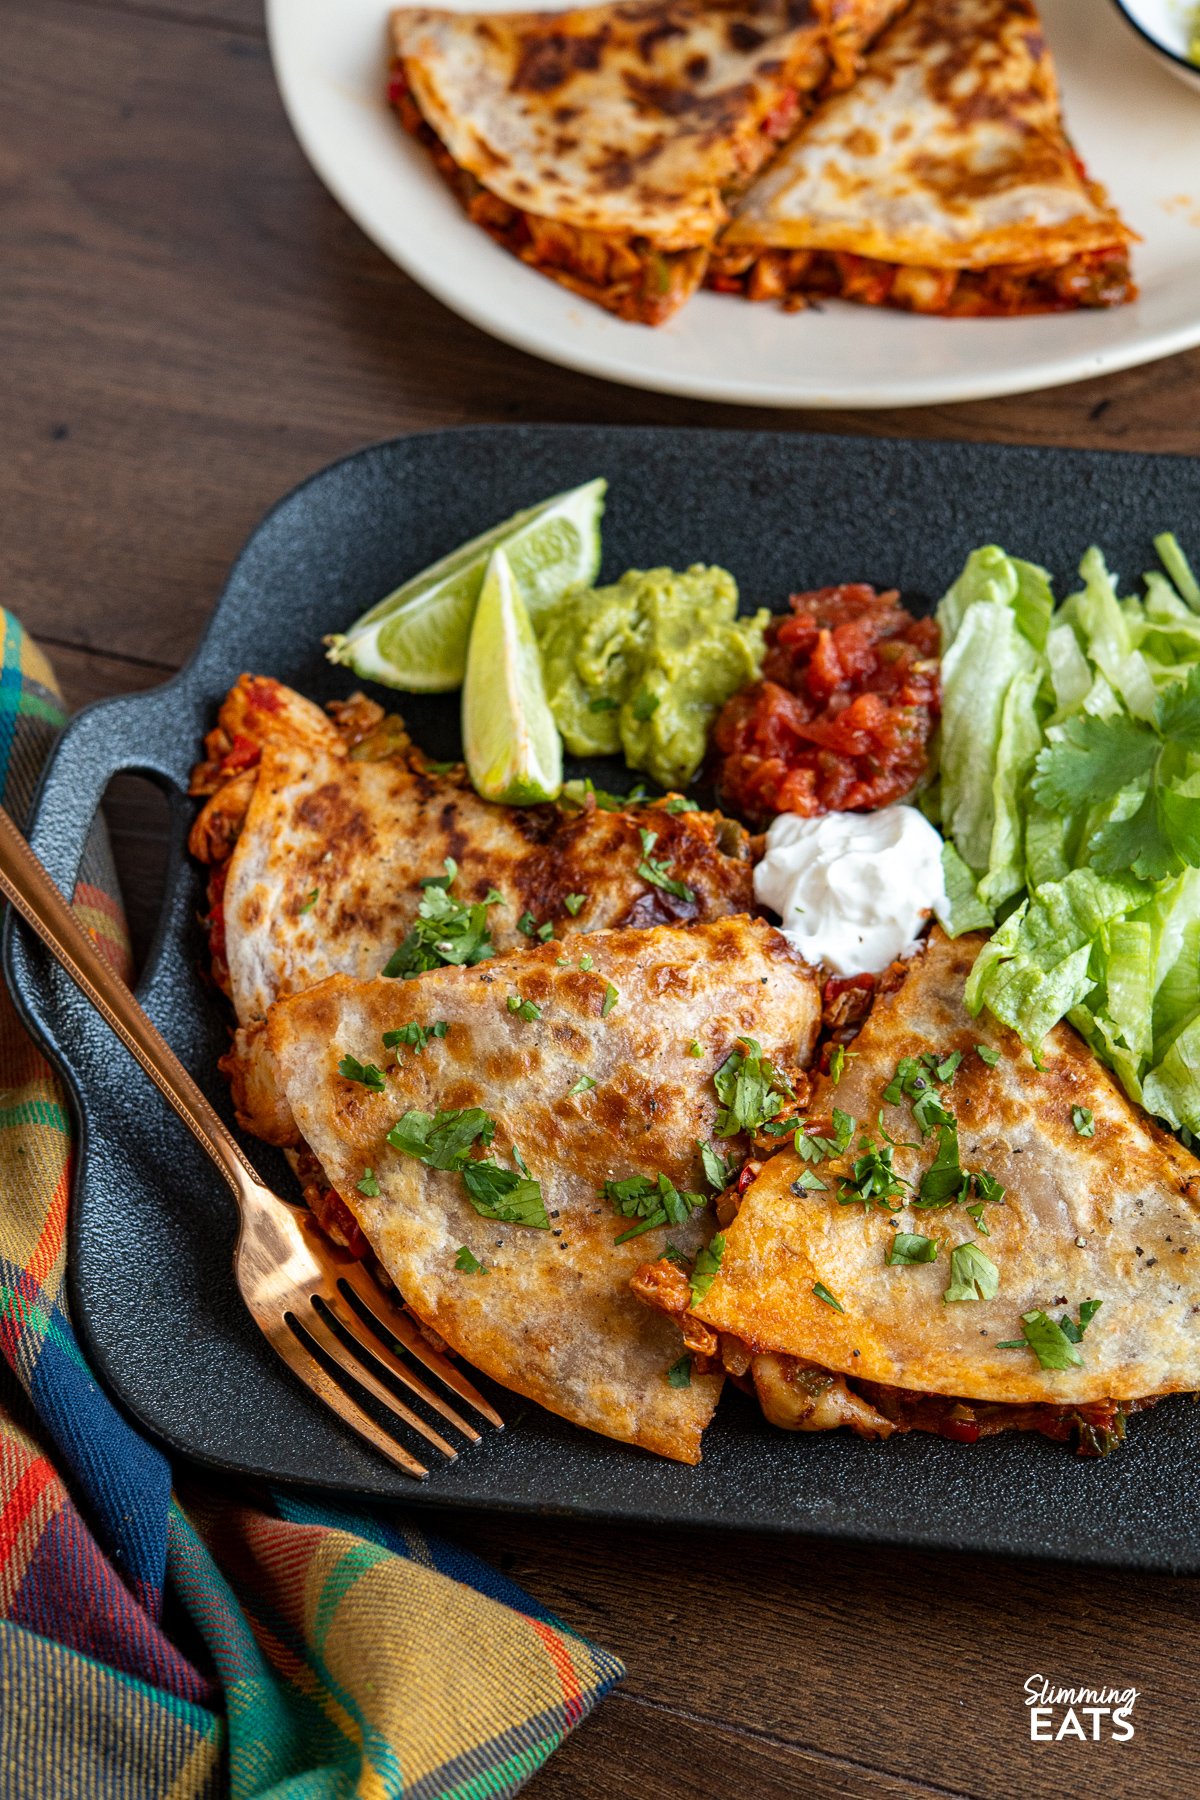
[[1025, 1675, 1138, 1741]]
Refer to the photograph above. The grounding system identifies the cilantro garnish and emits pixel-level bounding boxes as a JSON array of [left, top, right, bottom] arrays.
[[689, 1235, 726, 1307], [357, 1167, 380, 1198], [506, 995, 541, 1022], [888, 1233, 938, 1266], [588, 696, 618, 713], [812, 1281, 843, 1313], [698, 1141, 735, 1192], [1072, 1106, 1095, 1137], [569, 1075, 597, 1096], [973, 1170, 1005, 1207], [791, 1169, 828, 1194], [943, 1241, 999, 1303], [829, 1045, 846, 1084], [454, 1246, 486, 1273], [665, 796, 698, 814], [795, 1107, 855, 1163], [1032, 670, 1200, 880], [662, 1241, 689, 1267], [838, 1138, 909, 1212], [605, 1172, 706, 1243], [882, 1053, 959, 1136], [976, 1045, 1001, 1067], [686, 1039, 704, 1058], [382, 1020, 448, 1055], [338, 1054, 386, 1092], [383, 860, 502, 978], [517, 910, 554, 942], [563, 893, 588, 916], [996, 1303, 1099, 1369], [602, 981, 619, 1017], [713, 1038, 795, 1138], [300, 889, 318, 914], [667, 1354, 692, 1388], [636, 828, 696, 904], [914, 1122, 970, 1208], [579, 953, 594, 973], [388, 1107, 549, 1228], [631, 689, 661, 722], [560, 777, 649, 812]]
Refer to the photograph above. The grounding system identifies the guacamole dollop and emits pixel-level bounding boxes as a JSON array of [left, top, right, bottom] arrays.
[[536, 565, 767, 792]]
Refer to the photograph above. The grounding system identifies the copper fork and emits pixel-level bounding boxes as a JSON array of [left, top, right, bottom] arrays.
[[0, 803, 501, 1478]]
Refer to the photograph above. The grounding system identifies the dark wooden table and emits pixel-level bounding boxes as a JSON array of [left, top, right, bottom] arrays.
[[6, 1, 1200, 1793]]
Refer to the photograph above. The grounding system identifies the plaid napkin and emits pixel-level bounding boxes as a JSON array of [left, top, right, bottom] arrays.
[[0, 612, 623, 1797]]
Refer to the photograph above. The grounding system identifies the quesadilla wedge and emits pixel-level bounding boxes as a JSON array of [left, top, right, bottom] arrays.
[[712, 0, 1136, 314], [255, 916, 822, 1462], [388, 0, 904, 323], [684, 929, 1200, 1454], [190, 675, 754, 1027]]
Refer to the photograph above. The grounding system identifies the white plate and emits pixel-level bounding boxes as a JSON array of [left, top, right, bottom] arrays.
[[267, 0, 1200, 408]]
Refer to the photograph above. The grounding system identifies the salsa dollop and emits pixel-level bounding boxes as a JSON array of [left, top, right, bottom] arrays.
[[712, 584, 940, 821]]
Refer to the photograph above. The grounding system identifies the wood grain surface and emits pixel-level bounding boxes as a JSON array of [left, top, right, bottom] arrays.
[[5, 1, 1199, 1793]]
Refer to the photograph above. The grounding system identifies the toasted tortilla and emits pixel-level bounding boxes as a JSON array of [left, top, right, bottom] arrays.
[[264, 916, 822, 1461], [189, 677, 754, 1025], [715, 0, 1135, 313], [696, 929, 1200, 1408], [389, 0, 903, 321]]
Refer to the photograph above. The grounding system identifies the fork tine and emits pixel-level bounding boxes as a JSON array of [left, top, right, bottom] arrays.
[[324, 1295, 480, 1442], [301, 1306, 458, 1460], [338, 1262, 504, 1428], [264, 1315, 429, 1479]]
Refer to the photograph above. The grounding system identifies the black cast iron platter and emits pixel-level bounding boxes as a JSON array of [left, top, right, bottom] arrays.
[[9, 426, 1200, 1569]]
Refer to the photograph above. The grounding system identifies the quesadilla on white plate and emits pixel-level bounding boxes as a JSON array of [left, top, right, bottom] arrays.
[[189, 675, 754, 1027], [251, 915, 822, 1462], [388, 0, 905, 323], [666, 930, 1200, 1455], [712, 0, 1136, 314]]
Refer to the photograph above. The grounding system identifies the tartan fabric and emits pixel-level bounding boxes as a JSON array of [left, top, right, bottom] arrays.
[[0, 613, 623, 1798]]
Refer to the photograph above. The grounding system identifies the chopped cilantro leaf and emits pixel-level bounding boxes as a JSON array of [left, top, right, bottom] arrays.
[[943, 1241, 999, 1303], [973, 1170, 1005, 1207], [560, 777, 649, 812], [689, 1235, 726, 1308], [829, 1045, 845, 1084], [1072, 1106, 1095, 1137], [888, 1233, 938, 1265], [965, 1202, 990, 1237], [631, 689, 661, 722], [424, 759, 457, 776], [698, 1141, 735, 1192], [388, 1108, 494, 1169], [976, 1045, 1001, 1066], [506, 995, 541, 1022], [714, 1037, 795, 1138], [665, 796, 698, 814], [579, 953, 594, 973], [588, 696, 618, 713], [516, 911, 539, 937], [382, 1020, 448, 1055], [636, 828, 697, 904], [795, 1108, 855, 1163], [687, 1039, 704, 1058], [606, 1172, 706, 1242], [569, 1075, 597, 1096], [460, 1158, 549, 1229], [454, 1246, 486, 1273], [300, 889, 318, 914], [357, 1167, 380, 1198], [602, 982, 619, 1018], [667, 1354, 692, 1388], [791, 1169, 828, 1194], [563, 893, 588, 916], [662, 1241, 689, 1267], [838, 1139, 908, 1212], [914, 1122, 969, 1209], [1078, 1297, 1103, 1332], [384, 862, 502, 977], [998, 1309, 1084, 1369], [812, 1281, 843, 1313], [338, 1054, 386, 1092]]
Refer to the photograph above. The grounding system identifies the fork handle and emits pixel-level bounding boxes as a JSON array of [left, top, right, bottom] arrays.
[[0, 803, 261, 1208]]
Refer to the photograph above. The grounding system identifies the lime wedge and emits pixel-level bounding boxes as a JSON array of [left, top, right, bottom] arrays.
[[326, 476, 606, 693], [463, 547, 563, 804]]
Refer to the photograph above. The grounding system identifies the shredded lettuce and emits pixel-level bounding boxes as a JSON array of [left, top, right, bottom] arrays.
[[934, 534, 1200, 1132]]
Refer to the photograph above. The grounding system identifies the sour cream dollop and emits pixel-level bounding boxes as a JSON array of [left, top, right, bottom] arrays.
[[753, 805, 946, 976]]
